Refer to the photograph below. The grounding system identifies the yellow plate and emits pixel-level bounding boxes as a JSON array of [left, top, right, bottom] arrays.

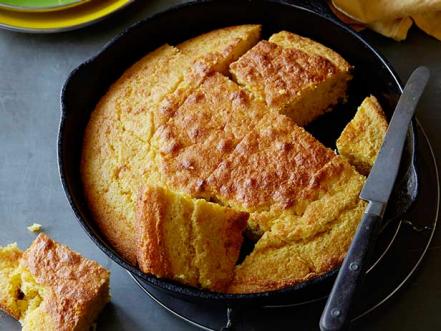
[[0, 0, 134, 33]]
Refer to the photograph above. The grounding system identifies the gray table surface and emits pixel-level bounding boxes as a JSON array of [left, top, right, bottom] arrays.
[[1, 1, 440, 330]]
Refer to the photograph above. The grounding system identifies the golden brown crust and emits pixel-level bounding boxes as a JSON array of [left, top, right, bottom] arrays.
[[136, 187, 170, 278], [21, 234, 110, 331], [150, 72, 269, 196], [230, 31, 352, 126], [177, 24, 261, 74], [268, 31, 351, 72], [230, 40, 337, 110], [336, 95, 388, 175], [0, 235, 110, 331], [207, 112, 335, 228], [228, 158, 366, 293]]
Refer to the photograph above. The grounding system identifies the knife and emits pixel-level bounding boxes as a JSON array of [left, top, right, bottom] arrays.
[[319, 66, 430, 331]]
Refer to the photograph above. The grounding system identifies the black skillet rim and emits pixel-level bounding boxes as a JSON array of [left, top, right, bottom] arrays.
[[58, 0, 415, 303]]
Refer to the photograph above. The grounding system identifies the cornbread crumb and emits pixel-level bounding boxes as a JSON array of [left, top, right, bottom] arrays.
[[136, 186, 248, 292], [27, 224, 42, 233], [0, 234, 110, 330], [336, 95, 388, 175]]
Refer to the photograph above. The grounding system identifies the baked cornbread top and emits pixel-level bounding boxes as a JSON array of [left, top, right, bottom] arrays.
[[207, 112, 335, 211], [230, 30, 352, 126], [150, 73, 269, 196], [229, 157, 366, 293], [150, 70, 342, 234], [177, 24, 262, 74], [230, 40, 338, 111], [0, 234, 110, 331], [21, 234, 110, 331], [269, 31, 351, 72]]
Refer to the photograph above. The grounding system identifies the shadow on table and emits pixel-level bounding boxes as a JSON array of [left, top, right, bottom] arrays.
[[96, 302, 146, 331]]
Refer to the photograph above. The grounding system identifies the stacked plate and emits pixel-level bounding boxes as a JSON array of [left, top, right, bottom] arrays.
[[0, 0, 134, 32]]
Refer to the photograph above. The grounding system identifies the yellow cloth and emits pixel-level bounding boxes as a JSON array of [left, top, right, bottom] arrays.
[[369, 17, 414, 41], [332, 0, 441, 41]]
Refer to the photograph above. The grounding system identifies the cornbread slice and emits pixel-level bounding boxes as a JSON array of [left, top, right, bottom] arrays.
[[82, 25, 262, 264], [0, 243, 23, 319], [230, 31, 351, 126], [228, 157, 366, 293], [336, 95, 388, 175], [150, 72, 269, 196], [0, 234, 110, 330], [136, 186, 248, 292], [177, 24, 262, 74], [206, 112, 336, 235], [156, 24, 262, 130]]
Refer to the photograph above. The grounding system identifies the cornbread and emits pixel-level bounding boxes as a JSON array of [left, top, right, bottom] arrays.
[[81, 25, 261, 264], [0, 243, 23, 319], [27, 223, 42, 233], [81, 25, 365, 293], [136, 186, 248, 292], [0, 234, 110, 330], [337, 95, 388, 175], [206, 112, 337, 235], [230, 31, 352, 126], [177, 24, 262, 74], [228, 157, 366, 293], [150, 72, 269, 196]]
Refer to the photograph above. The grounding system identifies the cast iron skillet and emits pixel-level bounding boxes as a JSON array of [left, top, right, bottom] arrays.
[[58, 0, 418, 307]]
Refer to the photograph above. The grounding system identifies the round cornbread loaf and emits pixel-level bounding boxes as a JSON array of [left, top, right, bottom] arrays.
[[82, 26, 368, 294]]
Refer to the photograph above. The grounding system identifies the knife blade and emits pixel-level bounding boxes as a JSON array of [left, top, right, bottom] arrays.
[[320, 66, 430, 331], [360, 66, 430, 209]]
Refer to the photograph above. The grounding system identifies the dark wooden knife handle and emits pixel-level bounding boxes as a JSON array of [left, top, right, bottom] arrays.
[[319, 211, 382, 331]]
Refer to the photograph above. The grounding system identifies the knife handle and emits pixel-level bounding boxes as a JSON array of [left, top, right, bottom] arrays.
[[319, 209, 382, 331]]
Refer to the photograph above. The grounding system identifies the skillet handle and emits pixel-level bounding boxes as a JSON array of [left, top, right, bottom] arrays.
[[319, 209, 382, 331]]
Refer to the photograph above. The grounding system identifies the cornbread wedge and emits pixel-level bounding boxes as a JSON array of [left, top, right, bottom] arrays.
[[0, 234, 110, 331], [336, 95, 388, 175], [177, 24, 262, 74], [136, 186, 248, 292], [150, 72, 269, 196], [230, 31, 351, 126], [206, 111, 337, 235], [82, 25, 261, 264], [228, 157, 366, 293]]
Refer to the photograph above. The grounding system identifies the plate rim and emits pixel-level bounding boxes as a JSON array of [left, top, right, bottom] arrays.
[[0, 0, 87, 13], [0, 0, 134, 33]]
